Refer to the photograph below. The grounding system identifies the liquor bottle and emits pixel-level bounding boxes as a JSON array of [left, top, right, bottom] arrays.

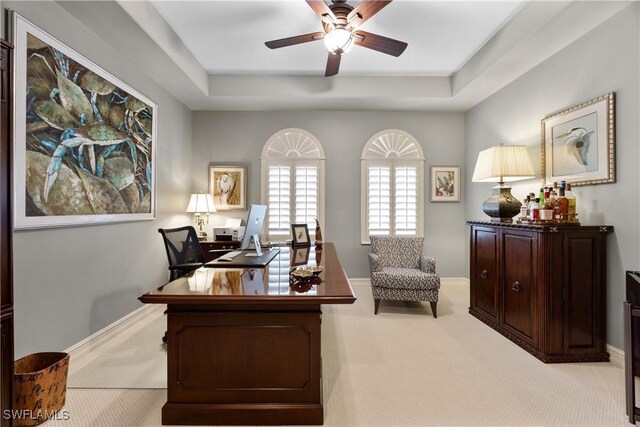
[[539, 188, 545, 207], [556, 187, 569, 222], [529, 198, 540, 221], [566, 183, 576, 222], [540, 190, 553, 221], [520, 197, 528, 219], [525, 195, 532, 218]]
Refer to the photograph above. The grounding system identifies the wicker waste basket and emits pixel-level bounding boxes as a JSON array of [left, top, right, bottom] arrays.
[[13, 352, 69, 426]]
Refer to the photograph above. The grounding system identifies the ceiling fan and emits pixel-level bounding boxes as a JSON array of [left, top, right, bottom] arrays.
[[265, 0, 408, 77]]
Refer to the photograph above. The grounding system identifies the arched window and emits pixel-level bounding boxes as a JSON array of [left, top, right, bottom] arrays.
[[261, 128, 325, 241], [361, 129, 425, 243]]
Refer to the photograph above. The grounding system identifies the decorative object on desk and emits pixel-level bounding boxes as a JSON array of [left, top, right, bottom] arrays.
[[208, 165, 246, 211], [472, 144, 535, 223], [10, 12, 157, 229], [186, 192, 216, 240], [314, 218, 323, 247], [430, 166, 461, 202], [291, 246, 310, 266], [291, 223, 311, 246], [542, 92, 615, 187]]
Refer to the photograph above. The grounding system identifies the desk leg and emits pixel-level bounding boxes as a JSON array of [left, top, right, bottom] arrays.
[[162, 304, 323, 425]]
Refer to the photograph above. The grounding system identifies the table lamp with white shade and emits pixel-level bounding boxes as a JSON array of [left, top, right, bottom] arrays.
[[186, 193, 216, 240], [472, 145, 535, 222]]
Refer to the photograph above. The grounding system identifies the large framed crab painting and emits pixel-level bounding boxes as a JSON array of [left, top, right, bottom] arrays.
[[10, 12, 157, 229], [541, 92, 615, 187]]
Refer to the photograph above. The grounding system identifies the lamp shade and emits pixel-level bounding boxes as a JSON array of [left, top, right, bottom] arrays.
[[186, 193, 216, 213], [472, 145, 535, 183]]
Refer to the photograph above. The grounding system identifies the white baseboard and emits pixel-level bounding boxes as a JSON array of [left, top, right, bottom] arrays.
[[607, 344, 624, 367], [64, 305, 152, 353]]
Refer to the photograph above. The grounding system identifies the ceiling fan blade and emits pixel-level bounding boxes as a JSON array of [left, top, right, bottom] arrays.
[[354, 30, 407, 57], [325, 53, 341, 77], [348, 0, 392, 27], [306, 0, 337, 25], [265, 32, 325, 49]]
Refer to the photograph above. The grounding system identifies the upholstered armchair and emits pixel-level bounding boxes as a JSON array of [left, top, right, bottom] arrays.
[[368, 236, 441, 317]]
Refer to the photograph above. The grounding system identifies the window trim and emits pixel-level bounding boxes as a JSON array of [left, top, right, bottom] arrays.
[[261, 128, 325, 241], [361, 129, 425, 244]]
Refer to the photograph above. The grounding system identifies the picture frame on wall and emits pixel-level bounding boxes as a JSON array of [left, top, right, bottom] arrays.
[[430, 166, 461, 202], [291, 223, 311, 247], [541, 92, 615, 186], [208, 165, 247, 211], [10, 11, 157, 229]]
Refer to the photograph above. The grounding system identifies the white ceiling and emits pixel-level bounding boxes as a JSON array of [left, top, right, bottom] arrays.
[[65, 0, 630, 110], [150, 0, 524, 76]]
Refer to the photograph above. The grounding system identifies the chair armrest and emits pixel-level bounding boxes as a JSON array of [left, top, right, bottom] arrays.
[[169, 263, 203, 271], [369, 253, 382, 273], [420, 256, 436, 274]]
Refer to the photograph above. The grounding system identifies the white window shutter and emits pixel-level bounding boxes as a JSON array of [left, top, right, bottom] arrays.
[[395, 166, 417, 235], [295, 166, 318, 235], [368, 166, 391, 236], [268, 166, 291, 235]]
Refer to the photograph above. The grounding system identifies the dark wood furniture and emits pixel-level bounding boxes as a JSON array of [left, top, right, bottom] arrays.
[[468, 221, 612, 363], [200, 239, 240, 262], [140, 243, 355, 425], [624, 271, 640, 424], [0, 39, 14, 427]]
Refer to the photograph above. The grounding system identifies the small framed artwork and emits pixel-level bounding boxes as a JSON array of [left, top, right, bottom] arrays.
[[541, 92, 615, 186], [208, 165, 247, 211], [430, 166, 461, 202], [291, 247, 311, 266], [291, 223, 311, 247]]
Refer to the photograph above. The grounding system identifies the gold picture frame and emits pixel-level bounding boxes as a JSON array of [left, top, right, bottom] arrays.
[[208, 165, 247, 211], [541, 92, 615, 187]]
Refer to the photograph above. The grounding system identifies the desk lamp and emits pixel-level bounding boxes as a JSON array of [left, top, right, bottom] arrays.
[[186, 193, 216, 240], [472, 145, 535, 222]]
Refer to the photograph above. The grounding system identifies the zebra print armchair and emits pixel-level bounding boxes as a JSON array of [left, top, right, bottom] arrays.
[[368, 236, 441, 317]]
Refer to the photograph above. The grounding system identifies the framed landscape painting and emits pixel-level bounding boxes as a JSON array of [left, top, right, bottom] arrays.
[[430, 166, 460, 202], [208, 165, 247, 211], [11, 12, 157, 229], [541, 92, 615, 186]]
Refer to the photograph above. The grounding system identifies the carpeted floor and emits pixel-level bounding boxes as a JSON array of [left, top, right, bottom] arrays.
[[54, 279, 629, 426]]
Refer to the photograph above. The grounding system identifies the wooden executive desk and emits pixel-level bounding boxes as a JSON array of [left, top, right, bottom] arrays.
[[140, 243, 356, 425]]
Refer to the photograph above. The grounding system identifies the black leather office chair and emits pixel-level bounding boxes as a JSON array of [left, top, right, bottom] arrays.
[[158, 226, 205, 281]]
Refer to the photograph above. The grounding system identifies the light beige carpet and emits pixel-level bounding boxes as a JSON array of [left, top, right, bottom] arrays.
[[56, 280, 629, 426]]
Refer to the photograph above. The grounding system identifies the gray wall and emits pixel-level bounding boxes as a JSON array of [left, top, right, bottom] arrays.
[[4, 1, 193, 357], [465, 4, 639, 349], [192, 111, 467, 278]]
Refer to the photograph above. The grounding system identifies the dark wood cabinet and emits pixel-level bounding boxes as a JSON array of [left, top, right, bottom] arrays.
[[469, 221, 612, 363], [0, 39, 14, 427], [200, 240, 241, 262]]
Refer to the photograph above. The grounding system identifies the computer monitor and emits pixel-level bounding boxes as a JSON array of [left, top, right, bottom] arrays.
[[241, 204, 267, 256]]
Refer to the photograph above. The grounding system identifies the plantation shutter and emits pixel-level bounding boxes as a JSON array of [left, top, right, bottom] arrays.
[[395, 166, 418, 235], [268, 165, 290, 235], [295, 166, 318, 235], [368, 166, 391, 236]]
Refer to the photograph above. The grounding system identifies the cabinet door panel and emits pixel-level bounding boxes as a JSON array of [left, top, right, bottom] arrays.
[[502, 232, 535, 342], [565, 234, 602, 353], [471, 228, 499, 321]]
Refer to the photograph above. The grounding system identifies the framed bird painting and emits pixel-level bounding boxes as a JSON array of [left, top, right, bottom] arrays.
[[541, 92, 615, 187], [208, 165, 247, 211]]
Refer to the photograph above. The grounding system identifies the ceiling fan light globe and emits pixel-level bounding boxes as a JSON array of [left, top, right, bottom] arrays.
[[323, 28, 354, 55]]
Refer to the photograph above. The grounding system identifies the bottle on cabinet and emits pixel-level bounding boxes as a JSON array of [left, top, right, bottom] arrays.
[[529, 197, 541, 221], [566, 183, 577, 222], [540, 189, 554, 221], [555, 187, 569, 221]]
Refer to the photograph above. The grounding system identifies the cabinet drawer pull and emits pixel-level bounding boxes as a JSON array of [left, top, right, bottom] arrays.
[[512, 281, 520, 292], [480, 270, 488, 279]]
